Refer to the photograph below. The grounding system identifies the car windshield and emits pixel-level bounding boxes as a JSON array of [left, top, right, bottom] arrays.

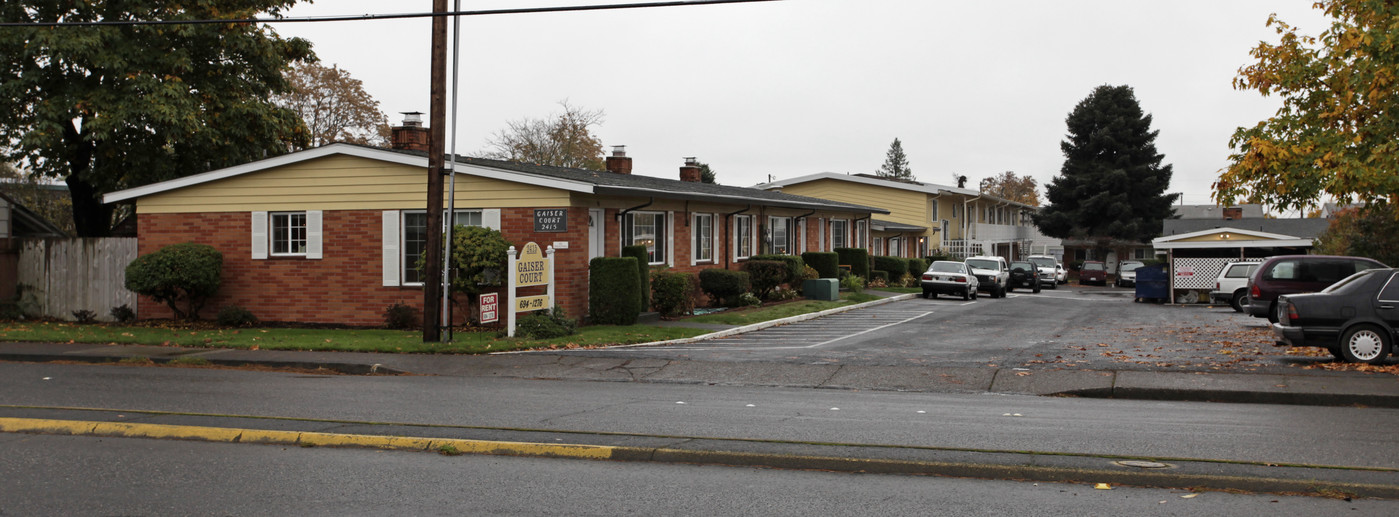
[[929, 262, 964, 273], [1011, 262, 1033, 270], [1029, 257, 1056, 269], [1084, 262, 1104, 271], [966, 259, 999, 270], [1120, 263, 1141, 273]]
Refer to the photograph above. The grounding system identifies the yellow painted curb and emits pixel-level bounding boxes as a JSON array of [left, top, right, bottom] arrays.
[[0, 417, 614, 460]]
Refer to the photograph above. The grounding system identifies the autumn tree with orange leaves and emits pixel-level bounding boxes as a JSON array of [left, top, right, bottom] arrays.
[[1219, 1, 1399, 212], [979, 171, 1040, 206], [275, 62, 390, 149]]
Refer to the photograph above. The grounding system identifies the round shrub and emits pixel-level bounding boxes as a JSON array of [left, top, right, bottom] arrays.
[[801, 252, 840, 278], [590, 257, 641, 325], [124, 242, 223, 320], [384, 303, 420, 329], [699, 268, 750, 306], [651, 270, 698, 317], [907, 258, 929, 276], [742, 260, 788, 300], [515, 306, 577, 339], [750, 254, 805, 286], [216, 305, 258, 327]]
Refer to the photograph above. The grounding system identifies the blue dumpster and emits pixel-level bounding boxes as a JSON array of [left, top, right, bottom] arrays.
[[1134, 264, 1168, 303]]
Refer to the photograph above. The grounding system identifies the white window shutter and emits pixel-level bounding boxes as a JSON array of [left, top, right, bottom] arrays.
[[306, 210, 323, 259], [482, 209, 502, 230], [689, 213, 698, 266], [666, 211, 675, 267], [251, 211, 268, 260], [382, 210, 400, 287], [731, 216, 738, 262], [799, 218, 806, 253]]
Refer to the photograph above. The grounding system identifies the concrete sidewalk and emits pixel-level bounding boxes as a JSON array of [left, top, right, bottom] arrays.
[[3, 340, 1396, 408]]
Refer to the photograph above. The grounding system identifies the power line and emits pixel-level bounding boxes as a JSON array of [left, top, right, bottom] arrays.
[[0, 0, 780, 27]]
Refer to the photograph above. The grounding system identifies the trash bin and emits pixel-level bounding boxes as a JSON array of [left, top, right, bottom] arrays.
[[1134, 264, 1168, 303]]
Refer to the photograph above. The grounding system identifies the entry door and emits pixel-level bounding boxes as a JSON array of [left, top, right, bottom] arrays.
[[588, 209, 605, 260]]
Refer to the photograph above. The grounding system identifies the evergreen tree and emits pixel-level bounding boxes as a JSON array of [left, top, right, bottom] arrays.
[[876, 138, 914, 180], [698, 162, 717, 184], [1033, 85, 1178, 254]]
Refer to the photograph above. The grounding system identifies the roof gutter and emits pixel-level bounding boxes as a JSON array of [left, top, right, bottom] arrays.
[[593, 185, 888, 214]]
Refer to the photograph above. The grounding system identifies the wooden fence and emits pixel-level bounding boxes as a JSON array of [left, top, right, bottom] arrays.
[[17, 238, 138, 321]]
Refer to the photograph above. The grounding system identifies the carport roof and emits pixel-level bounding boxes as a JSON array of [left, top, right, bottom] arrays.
[[1151, 226, 1314, 249]]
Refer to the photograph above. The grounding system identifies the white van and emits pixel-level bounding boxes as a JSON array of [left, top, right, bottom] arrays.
[[1209, 261, 1260, 312]]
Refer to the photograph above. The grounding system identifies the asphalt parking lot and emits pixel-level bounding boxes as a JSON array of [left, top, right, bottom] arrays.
[[567, 285, 1323, 373]]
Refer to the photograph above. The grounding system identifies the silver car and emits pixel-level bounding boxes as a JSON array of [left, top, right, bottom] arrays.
[[1027, 255, 1059, 289], [920, 261, 980, 300]]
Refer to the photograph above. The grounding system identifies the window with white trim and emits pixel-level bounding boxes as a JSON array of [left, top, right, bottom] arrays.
[[402, 209, 486, 285], [624, 211, 667, 265], [889, 237, 902, 257], [855, 220, 868, 250], [831, 219, 849, 249], [693, 213, 714, 263], [735, 215, 754, 259], [270, 212, 307, 256], [767, 216, 792, 255]]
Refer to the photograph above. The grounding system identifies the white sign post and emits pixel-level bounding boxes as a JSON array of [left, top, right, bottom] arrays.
[[506, 243, 555, 337]]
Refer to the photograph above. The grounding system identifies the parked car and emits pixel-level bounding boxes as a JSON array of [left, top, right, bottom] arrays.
[[1114, 260, 1145, 288], [1027, 255, 1061, 289], [920, 261, 980, 300], [1007, 261, 1042, 293], [1272, 268, 1399, 364], [965, 256, 1010, 298], [1209, 261, 1260, 312], [1079, 261, 1107, 286], [1247, 255, 1387, 322]]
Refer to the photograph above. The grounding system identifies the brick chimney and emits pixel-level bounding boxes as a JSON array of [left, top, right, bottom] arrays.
[[390, 112, 429, 152], [605, 145, 632, 175], [1223, 207, 1243, 220], [680, 157, 702, 183]]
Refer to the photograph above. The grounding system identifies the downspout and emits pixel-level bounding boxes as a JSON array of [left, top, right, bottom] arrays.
[[723, 205, 751, 269], [617, 197, 654, 254]]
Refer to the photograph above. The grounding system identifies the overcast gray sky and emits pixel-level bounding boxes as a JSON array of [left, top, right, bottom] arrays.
[[273, 0, 1330, 209]]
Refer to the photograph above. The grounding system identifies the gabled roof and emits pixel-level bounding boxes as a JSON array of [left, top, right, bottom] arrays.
[[1161, 217, 1329, 240], [0, 191, 67, 237], [757, 172, 1036, 209], [1151, 225, 1315, 249], [103, 144, 888, 214]]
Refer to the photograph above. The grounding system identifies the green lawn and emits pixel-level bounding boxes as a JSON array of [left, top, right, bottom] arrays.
[[0, 321, 709, 354], [869, 287, 921, 294], [683, 292, 882, 326]]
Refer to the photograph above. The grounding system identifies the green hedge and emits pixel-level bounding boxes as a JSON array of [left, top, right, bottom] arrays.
[[907, 258, 928, 276], [801, 252, 840, 278], [589, 257, 641, 325], [652, 270, 697, 317], [872, 256, 908, 278], [870, 270, 889, 283], [749, 254, 805, 286], [621, 245, 651, 311], [743, 260, 787, 299], [125, 242, 223, 320], [699, 268, 750, 306], [834, 248, 869, 278]]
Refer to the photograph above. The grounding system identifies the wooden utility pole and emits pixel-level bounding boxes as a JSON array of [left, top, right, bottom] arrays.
[[423, 0, 448, 342]]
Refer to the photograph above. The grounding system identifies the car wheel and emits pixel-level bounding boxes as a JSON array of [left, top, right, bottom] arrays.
[[1007, 284, 1014, 293], [961, 289, 969, 301], [996, 286, 1006, 298], [1341, 325, 1391, 364], [922, 290, 931, 299], [1229, 290, 1248, 313], [970, 289, 977, 300], [1033, 283, 1041, 294]]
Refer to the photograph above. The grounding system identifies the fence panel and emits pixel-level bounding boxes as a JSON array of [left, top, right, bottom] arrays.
[[17, 238, 138, 321]]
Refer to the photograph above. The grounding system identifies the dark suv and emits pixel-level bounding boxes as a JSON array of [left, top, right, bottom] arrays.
[[1247, 255, 1386, 322]]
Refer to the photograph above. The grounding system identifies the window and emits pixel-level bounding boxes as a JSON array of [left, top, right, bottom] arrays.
[[767, 216, 792, 254], [402, 209, 486, 285], [831, 219, 849, 249], [735, 215, 754, 259], [930, 200, 939, 221], [855, 220, 868, 250], [693, 213, 714, 263], [624, 211, 667, 264], [270, 212, 307, 256], [888, 237, 901, 257], [873, 237, 884, 255], [1225, 264, 1258, 279], [1381, 273, 1399, 301]]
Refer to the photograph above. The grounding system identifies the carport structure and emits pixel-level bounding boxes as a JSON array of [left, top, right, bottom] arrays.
[[1150, 224, 1322, 302]]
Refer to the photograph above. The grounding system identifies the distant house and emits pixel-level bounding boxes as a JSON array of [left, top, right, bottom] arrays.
[[0, 192, 68, 300], [758, 173, 1058, 261], [102, 118, 887, 326]]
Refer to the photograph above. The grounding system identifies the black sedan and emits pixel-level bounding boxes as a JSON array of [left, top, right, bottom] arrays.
[[1007, 261, 1041, 293], [1272, 268, 1399, 364]]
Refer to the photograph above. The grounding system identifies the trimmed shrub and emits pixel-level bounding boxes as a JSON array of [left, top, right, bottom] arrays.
[[872, 256, 908, 279], [447, 225, 511, 299], [216, 305, 258, 327], [871, 270, 889, 283], [652, 270, 698, 317], [124, 242, 223, 320], [743, 260, 788, 300], [834, 248, 870, 278], [801, 252, 840, 278], [590, 257, 641, 325], [796, 265, 819, 294], [515, 306, 577, 339], [110, 304, 136, 323], [699, 268, 750, 306], [750, 254, 804, 285], [71, 309, 96, 323], [621, 245, 651, 311], [907, 258, 929, 276], [384, 303, 420, 329], [925, 252, 953, 263]]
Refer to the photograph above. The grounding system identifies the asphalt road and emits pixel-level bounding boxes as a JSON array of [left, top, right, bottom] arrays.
[[564, 286, 1311, 372], [2, 433, 1392, 516], [4, 362, 1397, 469]]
